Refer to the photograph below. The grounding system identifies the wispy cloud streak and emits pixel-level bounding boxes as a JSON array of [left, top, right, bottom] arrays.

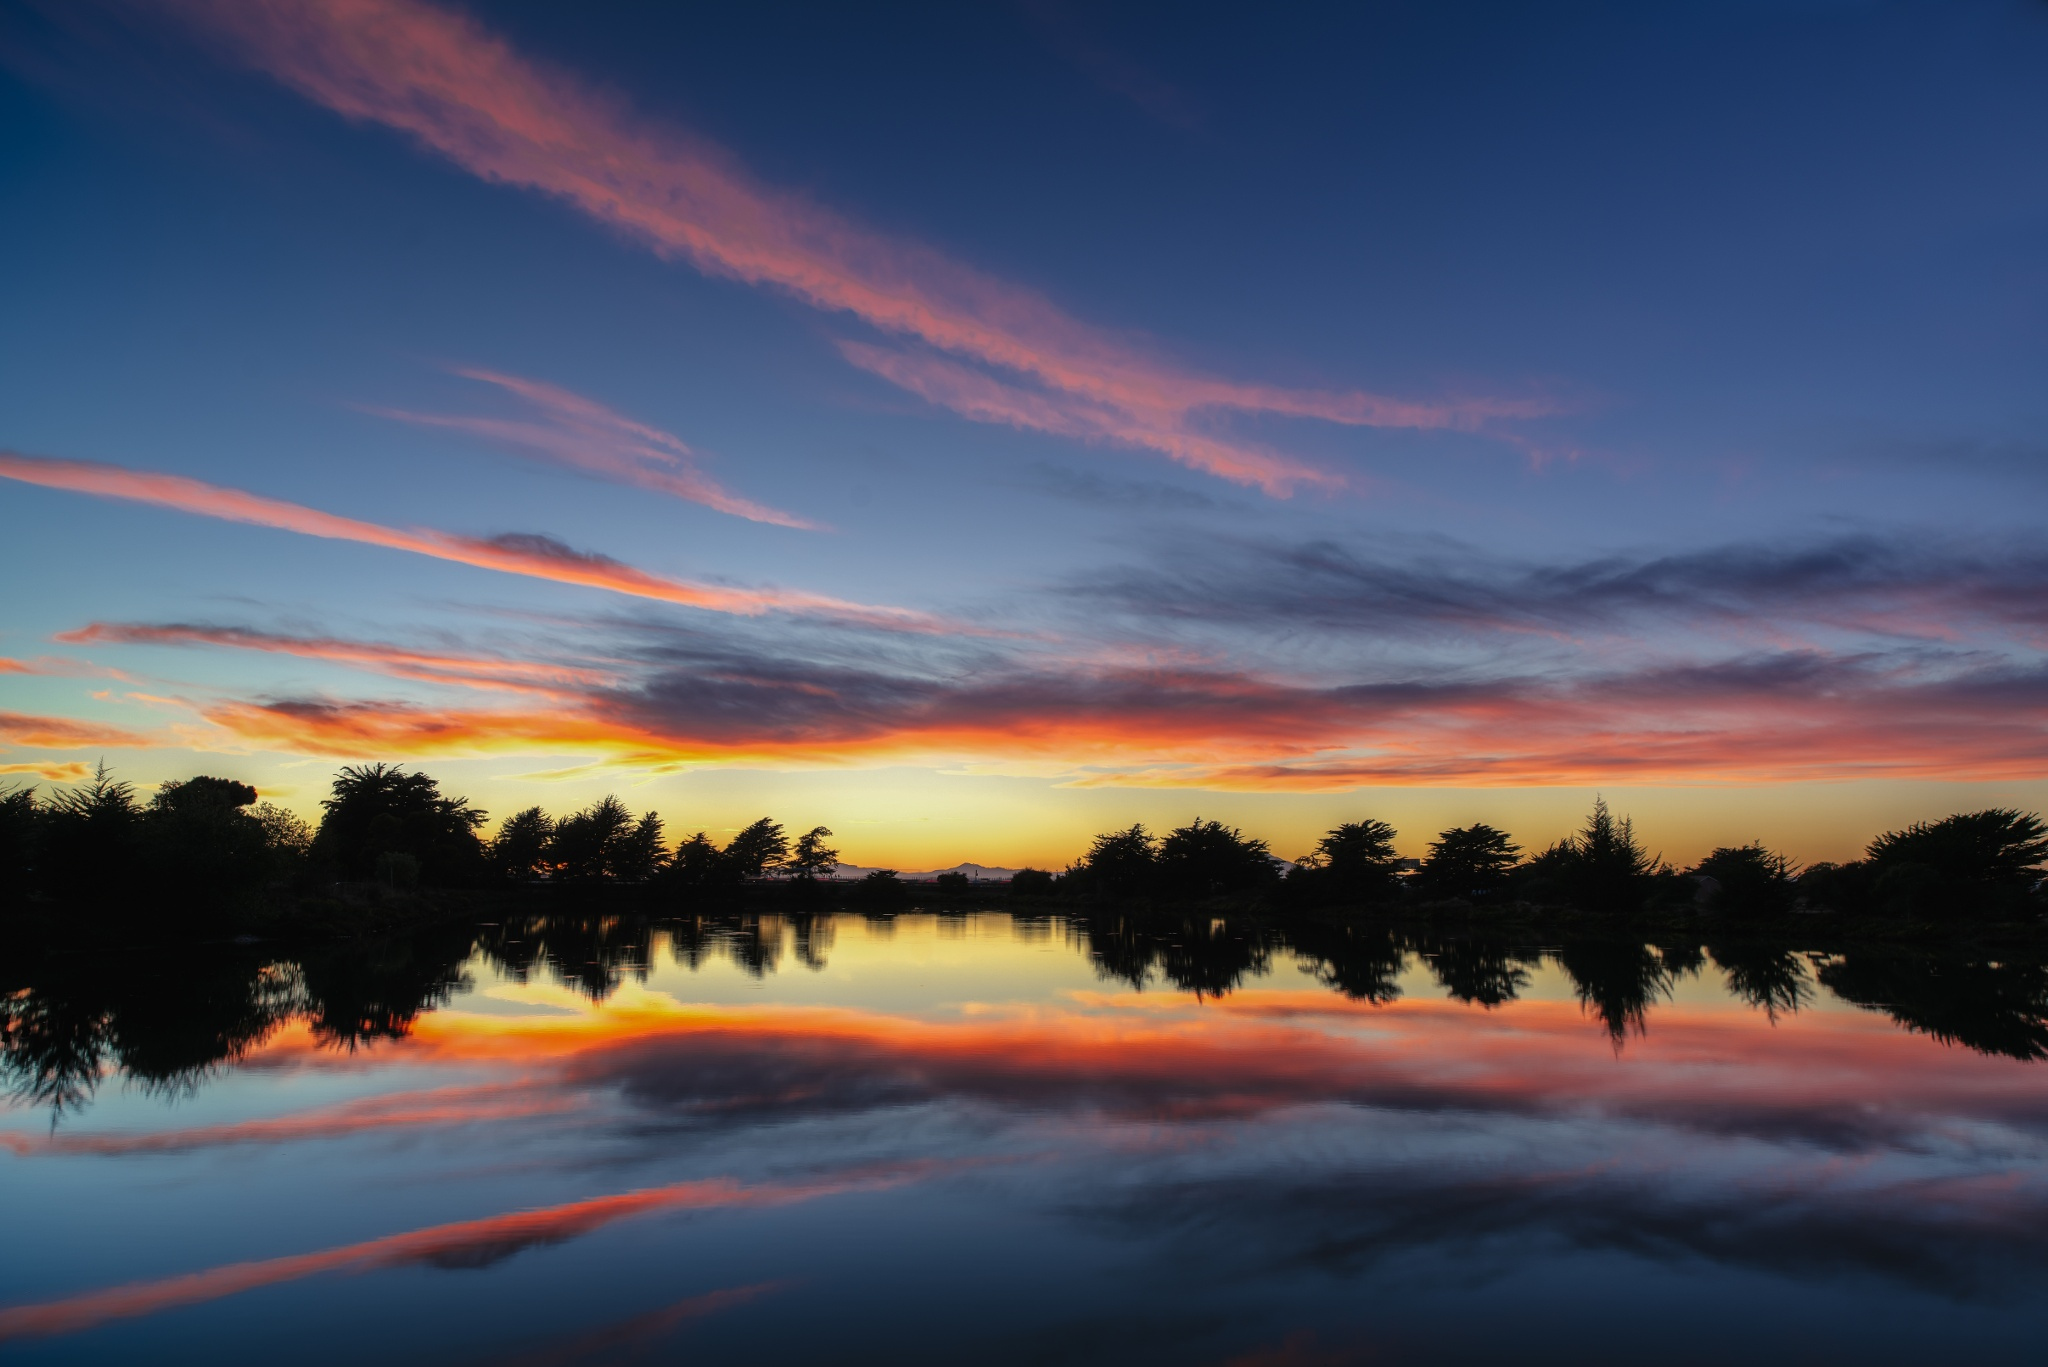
[[0, 451, 940, 630], [1077, 534, 2048, 645], [61, 622, 617, 698], [165, 0, 1553, 493], [374, 368, 817, 528], [0, 1165, 923, 1341]]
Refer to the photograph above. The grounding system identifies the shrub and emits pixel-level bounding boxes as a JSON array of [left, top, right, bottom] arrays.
[[1010, 867, 1056, 896]]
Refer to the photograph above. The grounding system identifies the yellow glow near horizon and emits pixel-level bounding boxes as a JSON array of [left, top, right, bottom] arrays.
[[36, 745, 2048, 870]]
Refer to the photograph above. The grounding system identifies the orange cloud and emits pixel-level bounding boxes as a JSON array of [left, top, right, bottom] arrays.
[[61, 622, 617, 699], [0, 450, 941, 630], [0, 710, 153, 750], [0, 1165, 922, 1341], [0, 761, 93, 782], [373, 367, 820, 529], [169, 0, 1557, 493]]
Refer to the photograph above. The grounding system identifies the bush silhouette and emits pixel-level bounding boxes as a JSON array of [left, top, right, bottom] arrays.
[[1010, 867, 1056, 896]]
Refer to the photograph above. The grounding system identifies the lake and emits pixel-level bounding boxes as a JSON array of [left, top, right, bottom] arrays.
[[5, 910, 2048, 1364]]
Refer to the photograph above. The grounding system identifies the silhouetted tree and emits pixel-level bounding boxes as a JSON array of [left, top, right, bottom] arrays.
[[1864, 809, 2048, 919], [617, 812, 666, 882], [1288, 819, 1403, 906], [1690, 843, 1797, 917], [722, 818, 789, 880], [311, 764, 486, 887], [1071, 824, 1158, 900], [1156, 818, 1277, 899], [1539, 798, 1662, 915], [0, 783, 39, 906], [39, 763, 147, 904], [787, 826, 839, 881], [143, 776, 273, 908], [490, 806, 556, 882], [1010, 867, 1056, 896], [667, 831, 728, 888], [1793, 859, 1874, 914], [1415, 824, 1522, 901]]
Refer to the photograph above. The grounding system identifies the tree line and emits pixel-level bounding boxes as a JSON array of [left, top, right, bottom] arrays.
[[1, 763, 2043, 925], [1058, 798, 2046, 922]]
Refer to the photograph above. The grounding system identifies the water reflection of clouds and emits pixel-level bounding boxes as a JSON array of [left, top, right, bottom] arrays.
[[8, 920, 2048, 1349]]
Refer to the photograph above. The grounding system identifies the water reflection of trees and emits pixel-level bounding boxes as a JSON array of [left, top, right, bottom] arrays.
[[1, 927, 474, 1114], [9, 915, 2048, 1116], [1077, 912, 1272, 998], [1290, 922, 1407, 1005], [1817, 951, 2048, 1061]]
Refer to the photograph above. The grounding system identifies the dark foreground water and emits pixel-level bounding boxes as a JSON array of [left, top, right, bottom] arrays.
[[5, 912, 2048, 1365]]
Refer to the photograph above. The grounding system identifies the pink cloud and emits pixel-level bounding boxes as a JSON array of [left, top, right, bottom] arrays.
[[0, 450, 944, 630], [373, 367, 819, 529], [167, 0, 1559, 493]]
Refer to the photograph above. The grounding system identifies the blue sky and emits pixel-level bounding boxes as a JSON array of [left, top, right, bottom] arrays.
[[3, 0, 2046, 867]]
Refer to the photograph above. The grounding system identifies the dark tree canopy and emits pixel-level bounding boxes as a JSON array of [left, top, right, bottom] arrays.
[[311, 764, 487, 887], [1691, 843, 1797, 917], [1155, 819, 1276, 898], [489, 807, 556, 883], [1535, 798, 1661, 915], [1073, 823, 1157, 899], [787, 826, 840, 881], [723, 819, 790, 880], [1289, 819, 1403, 905], [1417, 823, 1522, 900]]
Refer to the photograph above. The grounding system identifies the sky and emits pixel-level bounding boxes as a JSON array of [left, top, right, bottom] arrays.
[[2, 0, 2046, 869]]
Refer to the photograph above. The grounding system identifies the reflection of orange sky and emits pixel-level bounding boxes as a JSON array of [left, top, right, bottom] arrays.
[[62, 986, 2037, 1157], [8, 984, 2045, 1342]]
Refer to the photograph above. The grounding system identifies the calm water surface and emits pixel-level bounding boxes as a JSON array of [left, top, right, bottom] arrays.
[[5, 912, 2048, 1364]]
